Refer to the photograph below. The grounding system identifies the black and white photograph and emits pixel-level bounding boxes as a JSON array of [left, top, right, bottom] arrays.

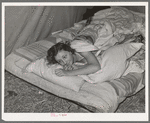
[[1, 1, 149, 121]]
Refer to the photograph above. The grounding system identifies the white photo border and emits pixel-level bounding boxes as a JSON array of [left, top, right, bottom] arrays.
[[1, 1, 149, 122]]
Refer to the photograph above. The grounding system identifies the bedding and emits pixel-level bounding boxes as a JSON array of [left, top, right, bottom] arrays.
[[26, 57, 85, 92], [5, 7, 145, 112], [77, 42, 144, 83], [55, 7, 145, 51]]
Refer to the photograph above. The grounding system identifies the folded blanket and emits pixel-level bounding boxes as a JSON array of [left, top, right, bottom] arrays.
[[75, 42, 144, 83], [57, 7, 145, 53], [93, 7, 145, 38], [81, 72, 144, 112]]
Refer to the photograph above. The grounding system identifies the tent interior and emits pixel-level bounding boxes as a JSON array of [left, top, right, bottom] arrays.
[[4, 5, 146, 114], [5, 6, 145, 56]]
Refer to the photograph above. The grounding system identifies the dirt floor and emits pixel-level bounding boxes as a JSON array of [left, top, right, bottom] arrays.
[[4, 71, 145, 113]]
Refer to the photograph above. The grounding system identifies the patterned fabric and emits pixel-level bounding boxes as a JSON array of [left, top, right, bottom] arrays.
[[14, 40, 54, 62]]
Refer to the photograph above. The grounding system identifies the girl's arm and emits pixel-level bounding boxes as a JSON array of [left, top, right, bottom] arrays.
[[69, 51, 101, 75], [55, 51, 101, 76]]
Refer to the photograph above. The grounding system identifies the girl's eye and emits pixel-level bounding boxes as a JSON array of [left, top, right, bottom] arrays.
[[58, 60, 63, 64], [63, 55, 67, 59]]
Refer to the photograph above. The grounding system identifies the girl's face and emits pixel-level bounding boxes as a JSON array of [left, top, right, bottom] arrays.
[[55, 50, 74, 66]]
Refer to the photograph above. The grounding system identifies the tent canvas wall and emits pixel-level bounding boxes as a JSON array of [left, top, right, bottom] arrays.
[[5, 6, 145, 57]]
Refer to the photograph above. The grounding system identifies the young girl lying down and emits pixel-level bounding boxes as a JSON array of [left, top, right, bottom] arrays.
[[47, 41, 101, 77], [47, 19, 123, 77], [47, 17, 105, 77]]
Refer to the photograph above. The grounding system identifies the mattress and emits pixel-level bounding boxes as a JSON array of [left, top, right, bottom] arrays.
[[5, 40, 145, 113]]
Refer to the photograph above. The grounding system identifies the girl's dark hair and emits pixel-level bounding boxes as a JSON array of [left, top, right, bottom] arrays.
[[47, 42, 75, 64]]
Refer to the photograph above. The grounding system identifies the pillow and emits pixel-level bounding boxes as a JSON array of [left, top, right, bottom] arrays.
[[26, 58, 85, 92], [71, 39, 99, 52], [81, 43, 144, 83]]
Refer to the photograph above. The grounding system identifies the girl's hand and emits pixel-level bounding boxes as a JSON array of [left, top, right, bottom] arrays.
[[55, 69, 69, 77], [63, 65, 74, 71], [72, 64, 79, 70]]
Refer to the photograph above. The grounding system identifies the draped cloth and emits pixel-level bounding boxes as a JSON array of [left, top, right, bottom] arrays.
[[5, 6, 90, 57]]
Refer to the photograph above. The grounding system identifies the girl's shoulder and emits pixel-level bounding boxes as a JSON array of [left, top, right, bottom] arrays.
[[75, 52, 84, 62]]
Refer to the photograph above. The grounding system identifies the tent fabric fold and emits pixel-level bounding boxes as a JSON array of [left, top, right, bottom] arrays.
[[5, 6, 90, 57]]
